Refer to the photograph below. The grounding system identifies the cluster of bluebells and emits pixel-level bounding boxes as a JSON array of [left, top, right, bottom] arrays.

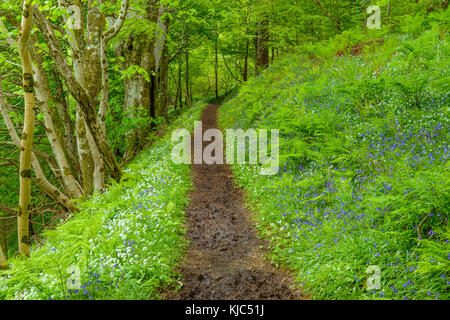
[[221, 39, 449, 299], [1, 104, 204, 300]]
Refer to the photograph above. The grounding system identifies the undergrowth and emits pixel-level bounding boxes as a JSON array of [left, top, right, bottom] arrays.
[[219, 26, 449, 300], [0, 102, 206, 300]]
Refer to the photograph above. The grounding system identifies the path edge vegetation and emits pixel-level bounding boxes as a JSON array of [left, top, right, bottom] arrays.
[[218, 18, 449, 300]]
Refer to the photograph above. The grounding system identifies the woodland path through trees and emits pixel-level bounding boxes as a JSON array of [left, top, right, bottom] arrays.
[[166, 104, 305, 300]]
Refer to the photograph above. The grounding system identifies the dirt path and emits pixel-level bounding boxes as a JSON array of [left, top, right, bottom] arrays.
[[166, 104, 304, 300]]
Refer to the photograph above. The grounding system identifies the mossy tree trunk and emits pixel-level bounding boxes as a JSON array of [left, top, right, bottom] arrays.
[[255, 19, 269, 75]]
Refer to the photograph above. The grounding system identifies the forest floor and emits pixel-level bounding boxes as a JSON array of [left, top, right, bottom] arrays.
[[166, 104, 304, 300]]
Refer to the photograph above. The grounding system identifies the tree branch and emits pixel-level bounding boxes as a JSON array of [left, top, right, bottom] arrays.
[[168, 40, 185, 64], [221, 50, 242, 83], [34, 6, 122, 181], [313, 0, 342, 32], [102, 0, 130, 42]]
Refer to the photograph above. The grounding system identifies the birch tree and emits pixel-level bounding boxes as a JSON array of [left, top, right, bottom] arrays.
[[17, 0, 36, 256]]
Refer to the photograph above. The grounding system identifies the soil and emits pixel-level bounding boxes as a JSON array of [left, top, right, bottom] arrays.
[[165, 104, 304, 300]]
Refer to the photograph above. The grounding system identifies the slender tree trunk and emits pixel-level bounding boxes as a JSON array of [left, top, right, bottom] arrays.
[[17, 0, 36, 256], [53, 75, 80, 180], [190, 81, 193, 104], [255, 19, 269, 75], [0, 74, 78, 212], [70, 16, 95, 195], [175, 61, 182, 109], [86, 126, 104, 193], [0, 241, 6, 267], [120, 34, 143, 161], [215, 38, 219, 100], [1, 223, 7, 265], [313, 0, 342, 32], [33, 57, 83, 198], [75, 103, 94, 195], [99, 36, 109, 135], [143, 1, 159, 129], [185, 48, 191, 107], [243, 38, 249, 82], [0, 223, 7, 266], [154, 8, 171, 120], [159, 44, 170, 121], [1, 79, 77, 213], [178, 61, 183, 108]]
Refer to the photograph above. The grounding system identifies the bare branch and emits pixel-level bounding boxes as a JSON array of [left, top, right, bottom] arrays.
[[102, 0, 130, 42], [0, 203, 15, 215], [313, 0, 342, 32]]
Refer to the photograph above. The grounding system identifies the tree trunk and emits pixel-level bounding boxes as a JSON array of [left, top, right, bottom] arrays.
[[243, 38, 249, 82], [83, 1, 106, 191], [17, 0, 36, 257], [175, 61, 182, 109], [75, 110, 94, 195], [0, 223, 8, 265], [159, 44, 170, 120], [0, 224, 7, 266], [255, 19, 269, 75], [215, 38, 219, 100], [86, 126, 105, 193], [0, 242, 6, 267], [313, 0, 342, 33], [120, 34, 144, 161], [53, 74, 81, 180], [99, 36, 109, 135], [178, 61, 183, 108], [145, 1, 162, 124], [363, 0, 367, 31]]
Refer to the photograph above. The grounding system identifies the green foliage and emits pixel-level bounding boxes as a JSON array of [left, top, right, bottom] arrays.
[[219, 24, 449, 300], [0, 103, 206, 300]]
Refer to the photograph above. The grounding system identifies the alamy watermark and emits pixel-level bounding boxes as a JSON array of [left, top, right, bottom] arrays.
[[171, 121, 279, 176], [367, 5, 382, 30], [66, 264, 81, 290], [66, 5, 81, 30]]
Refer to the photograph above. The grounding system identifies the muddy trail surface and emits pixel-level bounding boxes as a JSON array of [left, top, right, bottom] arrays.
[[166, 104, 304, 300]]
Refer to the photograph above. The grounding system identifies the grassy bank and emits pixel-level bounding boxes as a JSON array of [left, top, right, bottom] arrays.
[[219, 27, 449, 300]]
